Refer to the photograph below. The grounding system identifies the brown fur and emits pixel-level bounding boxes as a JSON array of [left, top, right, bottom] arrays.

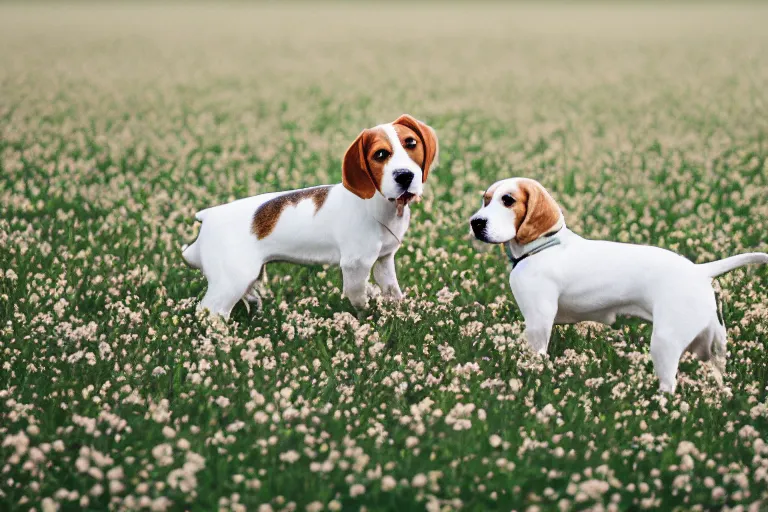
[[514, 179, 562, 245], [393, 124, 426, 176], [252, 186, 332, 239], [393, 114, 438, 182], [342, 128, 390, 199], [483, 182, 501, 207], [510, 187, 529, 231]]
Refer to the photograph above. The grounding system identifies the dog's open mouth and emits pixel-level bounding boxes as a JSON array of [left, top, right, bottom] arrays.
[[393, 192, 419, 217]]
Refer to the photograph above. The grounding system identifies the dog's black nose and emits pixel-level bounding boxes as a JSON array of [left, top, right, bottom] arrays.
[[470, 217, 487, 237], [394, 170, 414, 189]]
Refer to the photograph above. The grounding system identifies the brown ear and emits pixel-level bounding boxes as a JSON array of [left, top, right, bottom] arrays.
[[393, 114, 438, 182], [515, 179, 563, 245], [342, 130, 376, 199]]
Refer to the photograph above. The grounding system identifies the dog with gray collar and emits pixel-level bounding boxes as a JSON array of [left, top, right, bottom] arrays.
[[470, 177, 767, 393]]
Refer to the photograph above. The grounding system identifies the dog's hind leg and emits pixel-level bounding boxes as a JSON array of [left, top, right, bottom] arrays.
[[685, 290, 728, 386], [199, 278, 249, 320], [650, 291, 720, 393], [683, 317, 728, 388], [199, 261, 263, 320], [686, 325, 715, 362], [243, 264, 268, 312], [710, 320, 728, 385], [651, 317, 711, 393]]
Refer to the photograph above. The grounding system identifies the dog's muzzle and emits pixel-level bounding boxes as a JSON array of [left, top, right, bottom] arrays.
[[470, 217, 488, 240]]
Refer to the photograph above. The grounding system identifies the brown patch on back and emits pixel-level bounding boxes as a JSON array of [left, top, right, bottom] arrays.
[[514, 179, 562, 245], [252, 186, 332, 239]]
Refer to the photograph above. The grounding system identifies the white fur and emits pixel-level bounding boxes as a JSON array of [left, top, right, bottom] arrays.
[[378, 124, 425, 200], [471, 178, 768, 393], [182, 122, 427, 319]]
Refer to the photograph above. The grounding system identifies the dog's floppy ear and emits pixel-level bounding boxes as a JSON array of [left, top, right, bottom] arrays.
[[342, 129, 376, 199], [515, 179, 563, 245], [393, 114, 438, 182]]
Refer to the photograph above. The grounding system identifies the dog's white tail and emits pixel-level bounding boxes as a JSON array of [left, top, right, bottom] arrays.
[[195, 208, 210, 222], [697, 252, 768, 279], [181, 209, 208, 269], [181, 240, 202, 269]]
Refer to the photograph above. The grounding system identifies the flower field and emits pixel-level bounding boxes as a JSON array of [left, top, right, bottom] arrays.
[[1, 3, 768, 511]]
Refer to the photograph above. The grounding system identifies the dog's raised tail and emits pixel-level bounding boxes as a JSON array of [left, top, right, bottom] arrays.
[[181, 241, 202, 269], [194, 208, 210, 223], [697, 252, 768, 279], [181, 209, 209, 269]]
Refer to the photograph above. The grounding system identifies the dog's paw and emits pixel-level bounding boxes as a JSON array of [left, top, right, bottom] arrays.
[[365, 283, 382, 300], [345, 293, 370, 311], [658, 381, 677, 394], [256, 284, 273, 299], [195, 305, 231, 327], [242, 292, 263, 312], [709, 356, 727, 388], [355, 308, 372, 322], [379, 285, 405, 301]]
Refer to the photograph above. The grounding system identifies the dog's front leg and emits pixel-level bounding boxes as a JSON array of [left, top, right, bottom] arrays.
[[515, 287, 559, 355], [373, 252, 404, 300], [523, 318, 555, 356], [341, 257, 376, 310]]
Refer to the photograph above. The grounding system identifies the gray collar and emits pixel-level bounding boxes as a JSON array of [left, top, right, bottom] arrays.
[[504, 229, 562, 269]]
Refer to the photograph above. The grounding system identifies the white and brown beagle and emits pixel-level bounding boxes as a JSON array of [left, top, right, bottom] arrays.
[[182, 115, 438, 319], [470, 177, 768, 393]]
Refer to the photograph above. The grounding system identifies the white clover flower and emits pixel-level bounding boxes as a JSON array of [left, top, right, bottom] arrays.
[[381, 475, 396, 491], [306, 501, 324, 512], [412, 474, 427, 488], [279, 450, 300, 464]]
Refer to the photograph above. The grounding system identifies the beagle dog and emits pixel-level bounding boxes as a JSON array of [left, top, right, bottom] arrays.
[[470, 177, 768, 393], [182, 115, 438, 319]]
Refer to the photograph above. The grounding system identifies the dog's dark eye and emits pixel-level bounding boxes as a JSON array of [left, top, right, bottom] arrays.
[[404, 137, 417, 149], [501, 194, 515, 207], [373, 149, 391, 162]]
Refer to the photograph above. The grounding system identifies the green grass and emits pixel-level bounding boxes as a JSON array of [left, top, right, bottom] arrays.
[[1, 3, 768, 511]]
